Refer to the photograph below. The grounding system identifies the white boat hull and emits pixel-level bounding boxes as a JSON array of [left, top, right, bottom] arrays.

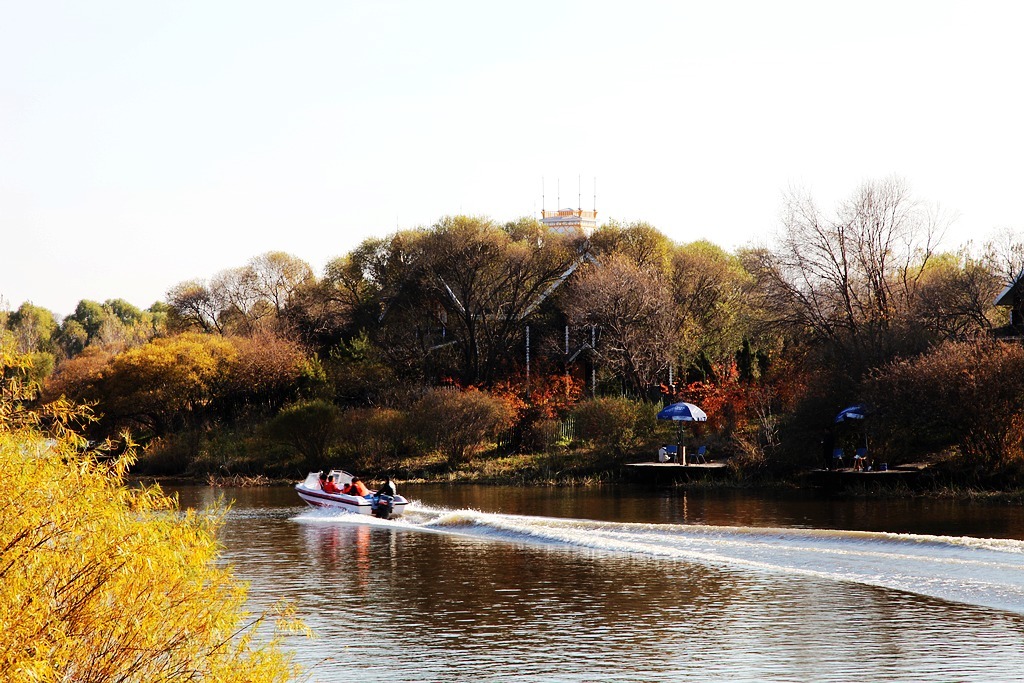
[[295, 470, 407, 519]]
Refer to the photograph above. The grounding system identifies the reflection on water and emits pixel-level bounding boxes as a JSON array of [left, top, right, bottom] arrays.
[[175, 485, 1024, 682]]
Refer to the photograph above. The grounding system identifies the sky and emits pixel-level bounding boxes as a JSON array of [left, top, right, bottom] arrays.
[[3, 1, 1024, 316]]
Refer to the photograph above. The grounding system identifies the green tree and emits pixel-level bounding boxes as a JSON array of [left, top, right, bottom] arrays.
[[324, 331, 402, 407], [671, 240, 757, 371], [590, 220, 674, 274], [7, 302, 58, 354], [338, 218, 580, 385], [262, 399, 342, 468], [55, 318, 89, 358], [68, 299, 108, 341], [912, 250, 1003, 339], [104, 298, 144, 325]]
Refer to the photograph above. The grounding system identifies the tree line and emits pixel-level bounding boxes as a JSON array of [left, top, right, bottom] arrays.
[[5, 176, 1024, 482]]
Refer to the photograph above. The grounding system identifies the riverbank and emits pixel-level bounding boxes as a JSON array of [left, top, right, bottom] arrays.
[[148, 447, 1024, 504]]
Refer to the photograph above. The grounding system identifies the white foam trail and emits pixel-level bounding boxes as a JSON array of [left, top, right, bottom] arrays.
[[298, 502, 1024, 614]]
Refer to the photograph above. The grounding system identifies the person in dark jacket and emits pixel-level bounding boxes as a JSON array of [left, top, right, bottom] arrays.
[[821, 429, 835, 471], [377, 476, 396, 497]]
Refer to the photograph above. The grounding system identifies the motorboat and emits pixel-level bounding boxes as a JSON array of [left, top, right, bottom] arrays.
[[295, 469, 408, 519]]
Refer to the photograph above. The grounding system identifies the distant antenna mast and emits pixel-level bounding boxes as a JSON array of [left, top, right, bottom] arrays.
[[593, 177, 597, 212], [557, 179, 560, 209], [577, 174, 581, 211], [542, 177, 545, 215]]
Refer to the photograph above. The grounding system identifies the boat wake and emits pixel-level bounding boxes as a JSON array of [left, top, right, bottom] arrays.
[[296, 502, 1024, 613]]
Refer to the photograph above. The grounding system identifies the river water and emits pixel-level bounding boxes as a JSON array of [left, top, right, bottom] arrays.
[[173, 484, 1024, 682]]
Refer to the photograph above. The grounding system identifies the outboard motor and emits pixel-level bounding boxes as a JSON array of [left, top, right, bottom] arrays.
[[373, 494, 394, 519]]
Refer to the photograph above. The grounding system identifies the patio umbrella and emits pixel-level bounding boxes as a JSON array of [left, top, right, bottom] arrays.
[[834, 404, 869, 449], [834, 405, 867, 423], [657, 402, 708, 422], [657, 402, 707, 466]]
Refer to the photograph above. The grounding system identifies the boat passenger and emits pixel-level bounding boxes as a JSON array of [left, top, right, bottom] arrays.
[[340, 481, 352, 494], [349, 477, 370, 497], [318, 471, 328, 489], [377, 476, 396, 497], [323, 475, 342, 494]]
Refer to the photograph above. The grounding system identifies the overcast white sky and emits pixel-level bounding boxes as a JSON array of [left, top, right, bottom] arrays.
[[3, 1, 1024, 316]]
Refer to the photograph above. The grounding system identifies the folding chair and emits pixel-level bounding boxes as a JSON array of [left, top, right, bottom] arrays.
[[832, 447, 845, 469], [693, 445, 708, 464]]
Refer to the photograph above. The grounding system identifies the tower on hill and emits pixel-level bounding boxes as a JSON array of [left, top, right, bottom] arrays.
[[540, 177, 597, 238], [541, 207, 598, 238]]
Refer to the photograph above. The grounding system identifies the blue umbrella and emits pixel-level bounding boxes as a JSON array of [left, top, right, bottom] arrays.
[[835, 405, 867, 423], [835, 404, 870, 450], [657, 402, 708, 422], [657, 402, 707, 466]]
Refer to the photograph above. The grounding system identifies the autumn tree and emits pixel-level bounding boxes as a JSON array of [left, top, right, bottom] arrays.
[[45, 332, 312, 439], [166, 279, 225, 333], [590, 220, 674, 274], [250, 251, 315, 320], [911, 250, 1003, 339], [416, 216, 580, 385], [167, 252, 314, 337], [410, 387, 515, 465], [46, 333, 238, 437], [224, 332, 314, 417], [749, 177, 951, 381], [43, 345, 113, 411], [211, 266, 268, 335], [983, 226, 1024, 286], [564, 253, 678, 397], [865, 339, 1024, 477]]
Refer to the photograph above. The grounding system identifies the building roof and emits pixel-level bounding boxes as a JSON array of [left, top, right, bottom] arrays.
[[995, 272, 1024, 307]]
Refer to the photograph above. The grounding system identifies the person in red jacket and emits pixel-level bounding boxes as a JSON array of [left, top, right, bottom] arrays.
[[322, 475, 342, 494]]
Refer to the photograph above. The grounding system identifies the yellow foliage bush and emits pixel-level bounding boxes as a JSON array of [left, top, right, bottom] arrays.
[[0, 433, 302, 681]]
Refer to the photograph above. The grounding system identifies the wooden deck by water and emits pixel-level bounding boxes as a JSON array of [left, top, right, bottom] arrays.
[[623, 460, 730, 483]]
